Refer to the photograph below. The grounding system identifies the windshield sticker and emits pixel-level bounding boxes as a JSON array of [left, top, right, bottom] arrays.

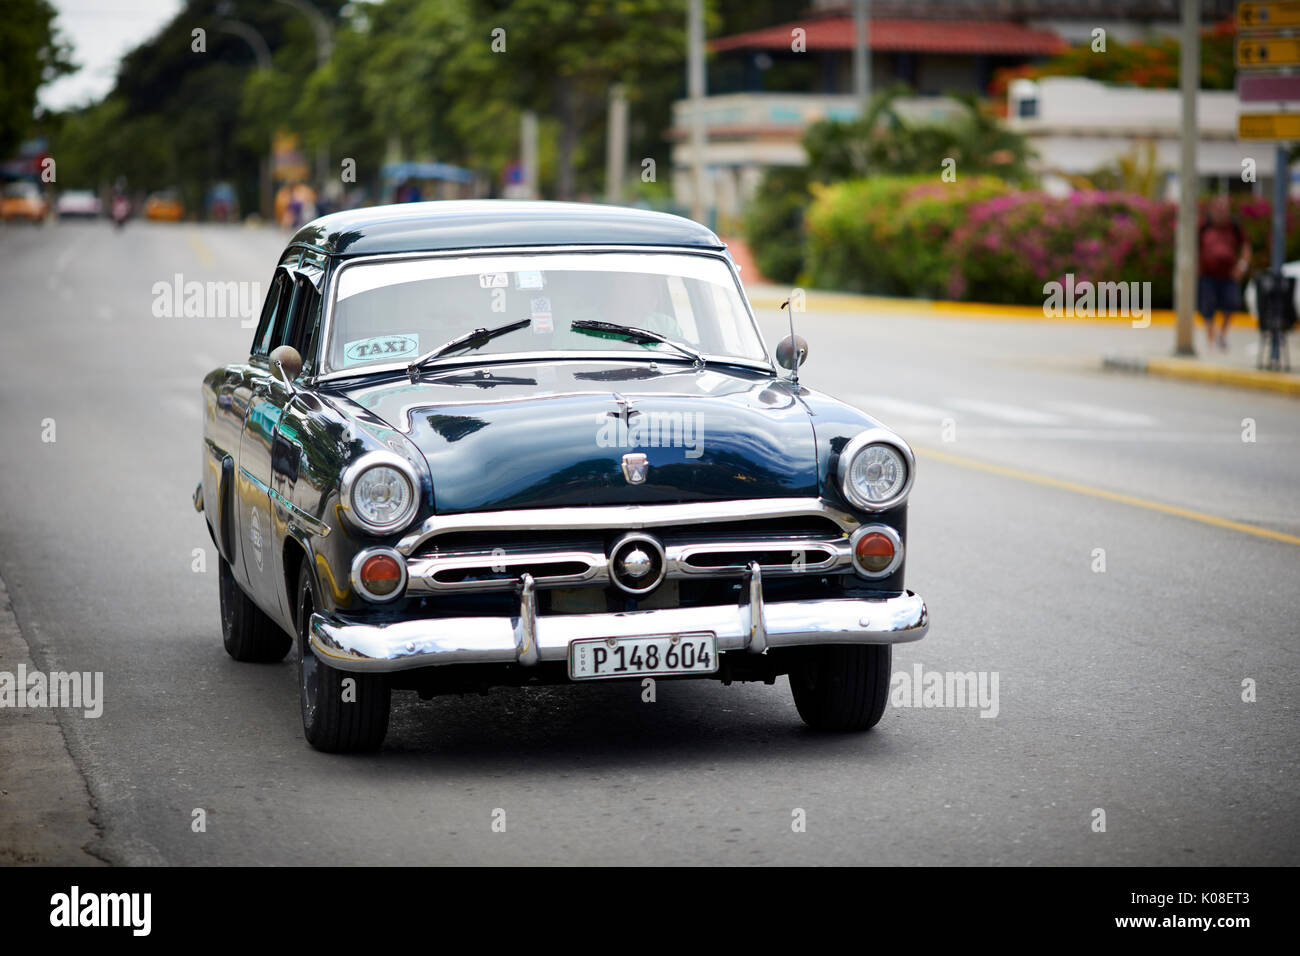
[[478, 272, 509, 288], [515, 270, 545, 290], [343, 333, 420, 366], [530, 297, 553, 333]]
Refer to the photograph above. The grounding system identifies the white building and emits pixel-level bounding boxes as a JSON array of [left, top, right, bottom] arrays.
[[1007, 76, 1275, 199]]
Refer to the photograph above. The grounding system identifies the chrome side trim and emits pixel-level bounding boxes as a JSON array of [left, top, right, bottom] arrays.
[[308, 590, 929, 673], [396, 497, 860, 556]]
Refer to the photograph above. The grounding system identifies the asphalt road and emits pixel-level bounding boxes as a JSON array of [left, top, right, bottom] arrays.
[[1, 220, 1296, 865]]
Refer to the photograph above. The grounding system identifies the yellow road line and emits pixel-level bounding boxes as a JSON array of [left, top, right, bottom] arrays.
[[914, 445, 1300, 547], [185, 226, 215, 267]]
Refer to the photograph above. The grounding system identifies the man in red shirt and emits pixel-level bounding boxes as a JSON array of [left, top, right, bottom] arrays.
[[1197, 196, 1252, 351]]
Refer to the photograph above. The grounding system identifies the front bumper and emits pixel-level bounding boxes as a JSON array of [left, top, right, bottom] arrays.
[[309, 566, 929, 673]]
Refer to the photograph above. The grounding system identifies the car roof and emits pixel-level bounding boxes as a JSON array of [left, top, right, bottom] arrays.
[[287, 200, 726, 258]]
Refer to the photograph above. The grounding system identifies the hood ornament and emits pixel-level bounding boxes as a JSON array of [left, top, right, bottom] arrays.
[[621, 452, 649, 484]]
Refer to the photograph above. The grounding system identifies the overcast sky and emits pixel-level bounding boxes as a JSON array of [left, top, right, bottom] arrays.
[[40, 0, 185, 111]]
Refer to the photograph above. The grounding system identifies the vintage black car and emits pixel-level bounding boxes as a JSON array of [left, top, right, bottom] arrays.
[[196, 200, 928, 752]]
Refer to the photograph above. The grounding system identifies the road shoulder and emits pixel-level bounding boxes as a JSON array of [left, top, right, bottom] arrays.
[[0, 572, 106, 866]]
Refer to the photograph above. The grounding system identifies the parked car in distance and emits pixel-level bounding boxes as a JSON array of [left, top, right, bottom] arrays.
[[196, 200, 929, 752], [1, 181, 49, 222], [144, 190, 185, 221], [55, 189, 102, 219]]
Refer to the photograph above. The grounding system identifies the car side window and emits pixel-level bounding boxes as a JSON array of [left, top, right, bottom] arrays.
[[293, 277, 324, 375], [252, 271, 291, 358]]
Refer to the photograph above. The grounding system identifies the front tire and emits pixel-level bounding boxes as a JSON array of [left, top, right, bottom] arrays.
[[296, 559, 390, 753], [219, 557, 291, 662], [789, 644, 891, 731]]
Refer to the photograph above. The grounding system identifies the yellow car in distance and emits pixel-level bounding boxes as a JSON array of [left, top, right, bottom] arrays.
[[144, 191, 185, 222], [1, 181, 49, 222]]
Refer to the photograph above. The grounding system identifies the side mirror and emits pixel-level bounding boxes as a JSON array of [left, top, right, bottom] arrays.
[[775, 334, 808, 371], [270, 344, 303, 387]]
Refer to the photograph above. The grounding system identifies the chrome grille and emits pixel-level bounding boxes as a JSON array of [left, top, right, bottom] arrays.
[[402, 499, 860, 595]]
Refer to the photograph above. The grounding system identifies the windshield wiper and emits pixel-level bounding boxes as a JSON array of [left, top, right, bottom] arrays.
[[407, 316, 531, 382], [570, 320, 704, 368]]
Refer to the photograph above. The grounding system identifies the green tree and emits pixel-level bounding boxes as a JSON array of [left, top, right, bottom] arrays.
[[0, 0, 74, 157]]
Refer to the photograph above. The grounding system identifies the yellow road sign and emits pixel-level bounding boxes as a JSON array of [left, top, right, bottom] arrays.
[[1237, 36, 1300, 67], [1239, 111, 1300, 139], [1238, 1, 1300, 30]]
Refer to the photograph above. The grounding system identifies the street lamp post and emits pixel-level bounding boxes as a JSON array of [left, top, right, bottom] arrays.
[[687, 0, 708, 225], [853, 0, 871, 114]]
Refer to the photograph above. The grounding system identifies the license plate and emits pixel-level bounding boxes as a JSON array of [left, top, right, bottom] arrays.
[[568, 632, 717, 681]]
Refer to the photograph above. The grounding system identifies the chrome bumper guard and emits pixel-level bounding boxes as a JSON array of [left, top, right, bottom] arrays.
[[309, 564, 929, 674]]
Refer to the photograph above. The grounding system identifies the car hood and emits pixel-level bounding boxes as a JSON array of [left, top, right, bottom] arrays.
[[334, 359, 818, 514]]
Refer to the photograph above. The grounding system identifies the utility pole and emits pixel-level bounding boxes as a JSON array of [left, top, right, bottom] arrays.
[[687, 0, 708, 224], [1174, 0, 1199, 355], [853, 0, 871, 113], [606, 85, 628, 204], [521, 111, 538, 200], [1273, 145, 1288, 275]]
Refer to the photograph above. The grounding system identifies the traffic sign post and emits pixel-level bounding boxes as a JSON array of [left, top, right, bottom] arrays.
[[1238, 1, 1300, 29], [1237, 1, 1299, 366]]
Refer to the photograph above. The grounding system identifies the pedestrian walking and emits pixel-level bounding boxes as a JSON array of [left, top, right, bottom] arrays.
[[1197, 196, 1252, 351]]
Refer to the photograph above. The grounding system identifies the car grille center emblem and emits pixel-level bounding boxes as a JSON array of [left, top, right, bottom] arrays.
[[620, 548, 653, 579], [608, 533, 666, 596], [621, 452, 648, 484]]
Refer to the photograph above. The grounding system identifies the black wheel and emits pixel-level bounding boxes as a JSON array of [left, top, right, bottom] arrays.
[[219, 557, 291, 662], [789, 644, 891, 731], [296, 559, 390, 753]]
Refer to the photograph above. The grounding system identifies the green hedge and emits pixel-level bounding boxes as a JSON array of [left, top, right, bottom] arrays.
[[742, 166, 810, 285], [804, 176, 1011, 297]]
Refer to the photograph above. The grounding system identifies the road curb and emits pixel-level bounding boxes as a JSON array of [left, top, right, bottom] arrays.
[[1102, 354, 1300, 397]]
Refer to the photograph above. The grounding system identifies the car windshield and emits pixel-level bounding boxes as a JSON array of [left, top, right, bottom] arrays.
[[324, 251, 767, 373]]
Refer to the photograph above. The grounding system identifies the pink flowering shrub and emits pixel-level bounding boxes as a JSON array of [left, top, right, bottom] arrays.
[[803, 181, 1300, 306], [946, 191, 1177, 306]]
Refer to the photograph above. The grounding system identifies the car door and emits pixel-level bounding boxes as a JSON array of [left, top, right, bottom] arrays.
[[266, 267, 324, 554], [236, 259, 300, 618]]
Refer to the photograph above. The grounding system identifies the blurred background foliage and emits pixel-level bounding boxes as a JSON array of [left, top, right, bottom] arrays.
[[6, 0, 804, 217]]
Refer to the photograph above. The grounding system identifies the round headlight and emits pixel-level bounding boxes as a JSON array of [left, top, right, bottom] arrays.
[[340, 452, 419, 534], [839, 431, 915, 511]]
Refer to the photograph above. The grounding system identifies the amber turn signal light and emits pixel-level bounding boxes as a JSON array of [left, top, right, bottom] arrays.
[[854, 531, 896, 574], [360, 553, 404, 597]]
